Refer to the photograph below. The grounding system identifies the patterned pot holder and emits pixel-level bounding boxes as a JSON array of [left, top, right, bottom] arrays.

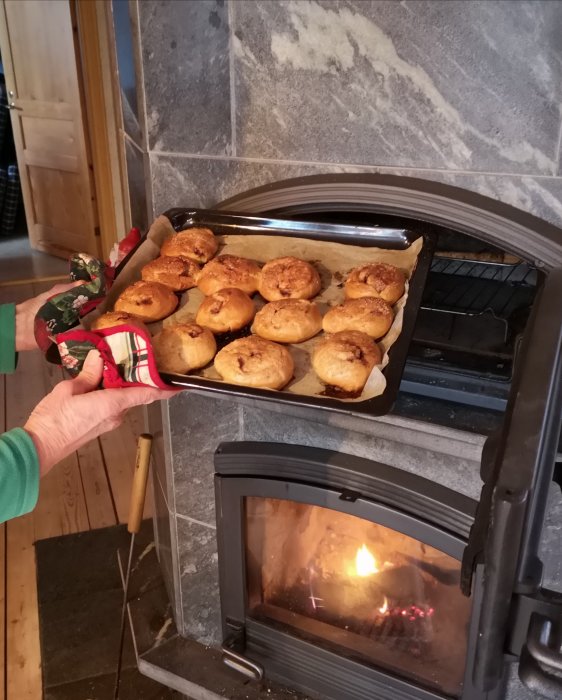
[[34, 230, 171, 390]]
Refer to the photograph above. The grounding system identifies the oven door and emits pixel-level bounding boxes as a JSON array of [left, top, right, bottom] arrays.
[[461, 267, 562, 697]]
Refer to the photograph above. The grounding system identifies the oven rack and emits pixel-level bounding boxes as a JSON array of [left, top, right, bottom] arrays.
[[422, 259, 537, 320]]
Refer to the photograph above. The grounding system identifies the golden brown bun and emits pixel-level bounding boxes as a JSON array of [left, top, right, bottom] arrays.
[[344, 262, 406, 304], [312, 330, 381, 393], [91, 311, 149, 334], [114, 281, 178, 322], [197, 255, 261, 296], [195, 288, 255, 334], [160, 227, 218, 264], [152, 323, 216, 374], [252, 299, 322, 343], [141, 255, 200, 291], [258, 256, 321, 301], [322, 297, 393, 339], [214, 336, 294, 390]]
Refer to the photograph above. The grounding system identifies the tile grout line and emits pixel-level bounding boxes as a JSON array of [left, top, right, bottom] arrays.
[[228, 0, 237, 158], [175, 512, 217, 531], [147, 149, 562, 181]]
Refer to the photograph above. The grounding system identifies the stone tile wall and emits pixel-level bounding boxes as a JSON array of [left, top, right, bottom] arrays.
[[132, 0, 562, 228]]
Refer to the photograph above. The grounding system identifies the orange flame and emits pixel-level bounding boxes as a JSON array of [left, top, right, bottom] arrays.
[[378, 596, 389, 615], [355, 544, 379, 577]]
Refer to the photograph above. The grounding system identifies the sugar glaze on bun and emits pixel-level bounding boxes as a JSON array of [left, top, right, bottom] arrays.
[[160, 227, 218, 264], [195, 288, 255, 334], [214, 335, 294, 390], [152, 323, 216, 374], [312, 330, 382, 393], [252, 299, 322, 343], [197, 255, 261, 296], [114, 281, 178, 322], [91, 311, 149, 333], [344, 262, 406, 305], [141, 255, 200, 291], [258, 256, 321, 301], [322, 297, 393, 339]]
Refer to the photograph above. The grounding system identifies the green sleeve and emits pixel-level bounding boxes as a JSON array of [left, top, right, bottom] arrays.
[[0, 428, 40, 523], [0, 304, 17, 374]]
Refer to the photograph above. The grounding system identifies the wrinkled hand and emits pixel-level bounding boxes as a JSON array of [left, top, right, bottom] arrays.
[[24, 350, 175, 476], [15, 281, 82, 351]]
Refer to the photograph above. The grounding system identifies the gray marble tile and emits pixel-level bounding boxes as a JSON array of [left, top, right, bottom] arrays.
[[149, 153, 562, 230], [138, 0, 231, 155], [242, 405, 482, 500], [232, 0, 562, 175], [152, 471, 182, 624], [146, 399, 170, 503], [176, 515, 221, 646], [169, 392, 240, 524]]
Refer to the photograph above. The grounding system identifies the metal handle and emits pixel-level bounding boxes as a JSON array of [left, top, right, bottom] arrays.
[[519, 615, 562, 699], [5, 102, 22, 111], [221, 632, 264, 681]]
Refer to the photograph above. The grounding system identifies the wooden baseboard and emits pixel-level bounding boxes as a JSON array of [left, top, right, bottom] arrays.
[[0, 274, 68, 288]]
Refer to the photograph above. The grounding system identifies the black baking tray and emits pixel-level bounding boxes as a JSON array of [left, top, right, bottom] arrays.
[[124, 208, 437, 417]]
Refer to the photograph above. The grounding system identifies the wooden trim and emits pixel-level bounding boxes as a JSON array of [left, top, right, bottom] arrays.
[[74, 0, 128, 259], [0, 2, 39, 250]]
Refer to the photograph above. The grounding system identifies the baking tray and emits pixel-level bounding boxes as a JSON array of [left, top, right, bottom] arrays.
[[121, 207, 437, 417]]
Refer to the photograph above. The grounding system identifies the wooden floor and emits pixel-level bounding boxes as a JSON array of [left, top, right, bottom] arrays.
[[0, 280, 152, 699]]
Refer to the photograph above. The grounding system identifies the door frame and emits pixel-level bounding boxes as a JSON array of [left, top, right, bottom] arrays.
[[73, 0, 129, 259]]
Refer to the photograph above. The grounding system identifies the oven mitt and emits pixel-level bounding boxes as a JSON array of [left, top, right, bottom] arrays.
[[34, 231, 171, 390]]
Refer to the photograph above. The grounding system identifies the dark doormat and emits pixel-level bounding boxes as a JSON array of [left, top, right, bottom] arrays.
[[35, 520, 184, 700]]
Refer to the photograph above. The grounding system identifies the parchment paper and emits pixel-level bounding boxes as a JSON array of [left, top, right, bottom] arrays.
[[87, 215, 423, 402]]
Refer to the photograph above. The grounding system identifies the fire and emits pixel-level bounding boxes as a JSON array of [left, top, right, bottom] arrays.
[[355, 544, 379, 577], [378, 596, 389, 615]]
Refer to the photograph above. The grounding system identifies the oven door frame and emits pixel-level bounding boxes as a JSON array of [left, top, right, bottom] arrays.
[[215, 443, 496, 700], [461, 267, 562, 697]]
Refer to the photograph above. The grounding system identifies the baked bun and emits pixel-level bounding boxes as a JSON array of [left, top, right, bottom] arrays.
[[160, 227, 218, 264], [114, 281, 178, 322], [91, 311, 149, 334], [197, 255, 261, 296], [312, 330, 382, 393], [195, 288, 255, 333], [322, 297, 393, 339], [152, 323, 216, 374], [214, 336, 294, 390], [141, 255, 200, 291], [258, 256, 321, 301], [344, 262, 406, 304], [252, 299, 322, 343]]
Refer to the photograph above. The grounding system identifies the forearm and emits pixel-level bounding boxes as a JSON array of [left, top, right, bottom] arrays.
[[0, 428, 40, 523]]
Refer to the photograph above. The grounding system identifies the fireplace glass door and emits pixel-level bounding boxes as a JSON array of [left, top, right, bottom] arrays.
[[244, 497, 471, 698]]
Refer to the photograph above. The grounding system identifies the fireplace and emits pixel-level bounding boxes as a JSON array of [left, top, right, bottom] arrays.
[[143, 175, 562, 700], [215, 443, 482, 700]]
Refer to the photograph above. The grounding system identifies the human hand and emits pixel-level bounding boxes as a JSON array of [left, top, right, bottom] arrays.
[[24, 350, 176, 476], [15, 281, 82, 351]]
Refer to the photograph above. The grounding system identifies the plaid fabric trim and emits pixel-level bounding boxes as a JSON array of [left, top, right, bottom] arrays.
[[56, 325, 170, 390]]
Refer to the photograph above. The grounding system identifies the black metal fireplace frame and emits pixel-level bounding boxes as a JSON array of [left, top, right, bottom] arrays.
[[215, 175, 562, 699], [214, 442, 497, 700]]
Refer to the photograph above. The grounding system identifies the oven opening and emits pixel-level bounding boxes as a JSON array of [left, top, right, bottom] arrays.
[[267, 209, 543, 419], [244, 496, 471, 698]]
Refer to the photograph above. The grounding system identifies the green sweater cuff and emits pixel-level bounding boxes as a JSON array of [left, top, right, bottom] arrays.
[[0, 304, 17, 374], [0, 428, 40, 522]]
